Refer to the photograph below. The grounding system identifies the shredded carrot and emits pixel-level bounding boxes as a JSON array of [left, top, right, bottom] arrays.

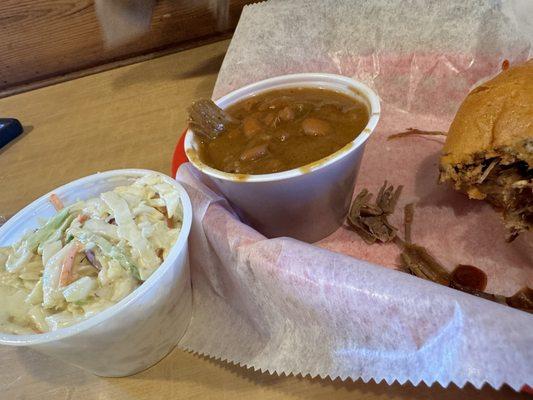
[[77, 214, 89, 223], [59, 244, 81, 287], [165, 216, 174, 229], [30, 321, 44, 334], [501, 59, 510, 71], [49, 193, 64, 211]]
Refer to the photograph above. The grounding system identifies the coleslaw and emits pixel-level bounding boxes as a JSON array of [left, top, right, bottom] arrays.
[[0, 174, 183, 334]]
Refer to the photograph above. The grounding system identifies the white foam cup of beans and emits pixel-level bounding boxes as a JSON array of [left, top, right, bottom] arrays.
[[184, 73, 380, 242]]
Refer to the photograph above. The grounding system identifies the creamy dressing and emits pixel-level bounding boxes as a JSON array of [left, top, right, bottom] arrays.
[[0, 174, 183, 334], [0, 285, 33, 334]]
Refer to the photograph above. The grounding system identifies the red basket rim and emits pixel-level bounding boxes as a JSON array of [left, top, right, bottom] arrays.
[[171, 129, 188, 178]]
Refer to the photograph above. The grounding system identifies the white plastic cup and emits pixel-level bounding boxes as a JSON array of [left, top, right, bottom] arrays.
[[0, 169, 193, 377], [185, 73, 380, 242]]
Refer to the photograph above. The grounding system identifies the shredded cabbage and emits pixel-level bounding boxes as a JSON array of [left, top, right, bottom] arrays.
[[0, 174, 183, 333]]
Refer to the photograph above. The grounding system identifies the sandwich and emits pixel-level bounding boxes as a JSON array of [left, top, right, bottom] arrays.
[[439, 60, 532, 241]]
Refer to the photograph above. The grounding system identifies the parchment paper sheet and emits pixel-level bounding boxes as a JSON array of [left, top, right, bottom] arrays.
[[176, 0, 533, 390]]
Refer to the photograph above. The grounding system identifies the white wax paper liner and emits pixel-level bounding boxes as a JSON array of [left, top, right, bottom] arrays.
[[175, 164, 532, 390]]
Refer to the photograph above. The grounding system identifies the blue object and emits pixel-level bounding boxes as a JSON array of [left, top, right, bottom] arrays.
[[0, 118, 23, 149]]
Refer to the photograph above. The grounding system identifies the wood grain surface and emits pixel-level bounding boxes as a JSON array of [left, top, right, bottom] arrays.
[[0, 0, 252, 93], [0, 40, 527, 400]]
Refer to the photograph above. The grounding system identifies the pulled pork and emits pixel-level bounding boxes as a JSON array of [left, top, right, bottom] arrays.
[[444, 155, 532, 241]]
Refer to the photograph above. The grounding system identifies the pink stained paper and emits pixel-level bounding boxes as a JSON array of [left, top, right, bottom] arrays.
[[176, 0, 533, 390]]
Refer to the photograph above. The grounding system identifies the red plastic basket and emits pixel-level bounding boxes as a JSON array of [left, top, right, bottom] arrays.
[[171, 129, 188, 177]]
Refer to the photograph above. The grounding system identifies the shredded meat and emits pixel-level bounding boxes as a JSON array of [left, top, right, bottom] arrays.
[[452, 158, 532, 241], [481, 162, 532, 240]]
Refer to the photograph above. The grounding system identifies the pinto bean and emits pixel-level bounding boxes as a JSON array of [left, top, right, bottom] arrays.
[[239, 143, 269, 161], [263, 112, 275, 126], [278, 106, 295, 121], [242, 117, 263, 137], [243, 98, 257, 112], [258, 102, 269, 111], [301, 117, 331, 136]]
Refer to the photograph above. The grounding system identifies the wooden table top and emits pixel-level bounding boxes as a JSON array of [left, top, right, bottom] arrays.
[[0, 40, 526, 400]]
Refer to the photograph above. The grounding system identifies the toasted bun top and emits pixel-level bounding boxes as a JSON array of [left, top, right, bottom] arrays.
[[441, 60, 533, 168]]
